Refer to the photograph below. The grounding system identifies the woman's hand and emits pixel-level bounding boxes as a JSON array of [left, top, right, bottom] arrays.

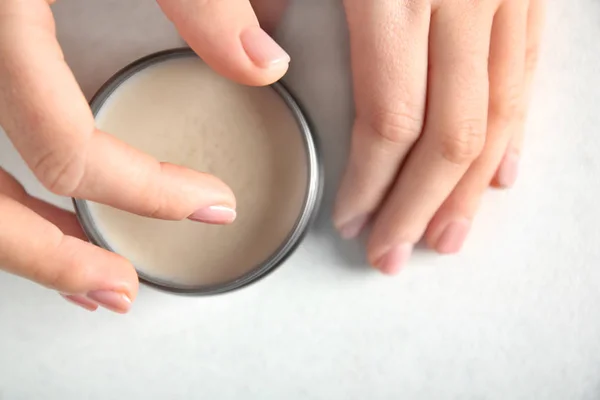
[[333, 0, 545, 274], [0, 0, 289, 313]]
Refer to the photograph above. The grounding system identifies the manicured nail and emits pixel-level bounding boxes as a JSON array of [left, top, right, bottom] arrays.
[[338, 215, 370, 239], [60, 293, 98, 312], [374, 243, 413, 275], [496, 150, 520, 188], [435, 219, 471, 254], [86, 290, 131, 314], [188, 205, 236, 224], [240, 26, 290, 68]]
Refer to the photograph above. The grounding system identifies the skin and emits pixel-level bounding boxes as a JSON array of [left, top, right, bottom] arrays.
[[0, 0, 544, 313], [335, 0, 545, 274]]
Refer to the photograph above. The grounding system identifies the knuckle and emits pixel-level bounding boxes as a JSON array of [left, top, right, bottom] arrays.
[[32, 149, 85, 196], [140, 163, 169, 219], [40, 263, 73, 291], [40, 237, 85, 292], [491, 84, 523, 124], [440, 120, 485, 165], [365, 106, 423, 146], [144, 199, 165, 219]]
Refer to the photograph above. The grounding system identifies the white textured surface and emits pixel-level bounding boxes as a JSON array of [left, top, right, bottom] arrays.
[[1, 1, 599, 399]]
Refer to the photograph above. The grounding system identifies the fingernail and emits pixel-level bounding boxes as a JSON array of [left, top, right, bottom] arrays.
[[240, 26, 290, 69], [188, 205, 236, 224], [338, 215, 370, 239], [60, 293, 98, 312], [435, 219, 471, 254], [86, 290, 131, 314], [374, 243, 413, 275], [497, 150, 520, 188]]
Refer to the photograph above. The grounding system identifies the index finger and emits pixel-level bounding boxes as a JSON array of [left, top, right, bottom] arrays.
[[0, 0, 236, 222]]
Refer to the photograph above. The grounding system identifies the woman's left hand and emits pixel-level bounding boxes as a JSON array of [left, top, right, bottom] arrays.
[[333, 0, 545, 274]]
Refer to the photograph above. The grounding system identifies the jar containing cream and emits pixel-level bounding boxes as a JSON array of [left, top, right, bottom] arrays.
[[73, 48, 322, 295]]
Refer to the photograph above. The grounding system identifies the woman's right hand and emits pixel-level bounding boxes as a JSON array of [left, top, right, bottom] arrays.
[[0, 0, 289, 313]]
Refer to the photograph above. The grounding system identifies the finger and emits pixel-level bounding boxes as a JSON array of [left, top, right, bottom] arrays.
[[0, 1, 236, 223], [426, 0, 529, 254], [1, 168, 96, 311], [0, 170, 138, 313], [492, 0, 545, 188], [158, 0, 290, 86], [367, 4, 495, 274], [0, 169, 84, 238], [333, 0, 431, 239]]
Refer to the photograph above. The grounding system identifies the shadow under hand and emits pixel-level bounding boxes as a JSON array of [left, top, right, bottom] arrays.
[[273, 1, 368, 270]]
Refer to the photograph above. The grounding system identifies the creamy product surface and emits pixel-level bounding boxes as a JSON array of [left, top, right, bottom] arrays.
[[89, 57, 308, 287]]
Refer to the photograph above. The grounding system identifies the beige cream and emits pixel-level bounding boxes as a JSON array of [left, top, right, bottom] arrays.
[[88, 57, 308, 287]]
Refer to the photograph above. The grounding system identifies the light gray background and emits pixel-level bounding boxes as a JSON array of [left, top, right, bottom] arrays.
[[0, 1, 598, 399]]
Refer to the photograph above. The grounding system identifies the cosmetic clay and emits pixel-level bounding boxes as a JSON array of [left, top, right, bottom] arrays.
[[74, 50, 320, 294]]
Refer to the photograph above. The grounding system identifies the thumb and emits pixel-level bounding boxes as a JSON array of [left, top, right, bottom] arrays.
[[158, 0, 290, 86]]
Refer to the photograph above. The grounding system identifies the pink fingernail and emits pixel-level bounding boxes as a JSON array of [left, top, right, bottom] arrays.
[[240, 26, 290, 68], [338, 215, 370, 239], [86, 290, 131, 314], [374, 243, 413, 275], [188, 205, 236, 224], [435, 219, 471, 254], [496, 150, 520, 188], [60, 293, 98, 312]]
